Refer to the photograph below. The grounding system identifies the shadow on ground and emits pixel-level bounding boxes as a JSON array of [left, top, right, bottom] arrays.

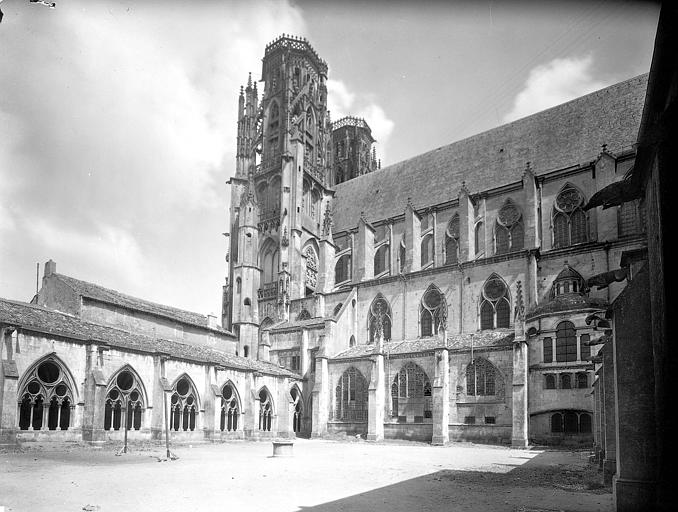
[[296, 450, 610, 512]]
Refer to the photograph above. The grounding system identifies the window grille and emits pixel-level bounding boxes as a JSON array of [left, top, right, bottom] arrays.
[[543, 337, 553, 363], [545, 374, 556, 389], [464, 416, 476, 424], [169, 376, 199, 432], [334, 368, 368, 421], [555, 321, 578, 362], [466, 358, 500, 396], [368, 294, 392, 342], [553, 185, 588, 247], [479, 274, 511, 329], [576, 372, 588, 389], [561, 374, 572, 389], [420, 285, 446, 336], [258, 389, 273, 431]]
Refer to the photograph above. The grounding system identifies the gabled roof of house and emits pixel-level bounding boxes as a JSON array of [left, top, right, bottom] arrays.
[[51, 273, 232, 336], [332, 74, 648, 232], [0, 298, 297, 378]]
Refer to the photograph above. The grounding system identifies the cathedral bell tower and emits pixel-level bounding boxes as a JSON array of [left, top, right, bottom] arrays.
[[224, 35, 336, 358]]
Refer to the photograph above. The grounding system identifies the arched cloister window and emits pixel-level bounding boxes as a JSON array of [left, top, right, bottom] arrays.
[[475, 221, 485, 256], [333, 367, 368, 422], [258, 388, 273, 431], [580, 413, 592, 433], [561, 373, 572, 389], [104, 367, 145, 431], [550, 411, 593, 434], [555, 321, 577, 362], [220, 382, 240, 432], [303, 245, 318, 296], [420, 285, 446, 337], [553, 185, 588, 248], [445, 214, 460, 265], [368, 294, 392, 343], [420, 234, 433, 267], [18, 356, 76, 431], [291, 387, 303, 433], [479, 274, 511, 329], [545, 374, 556, 389], [374, 244, 390, 276], [466, 358, 502, 396], [170, 375, 199, 432], [576, 372, 588, 389], [391, 363, 432, 421], [335, 254, 351, 285], [495, 200, 524, 254]]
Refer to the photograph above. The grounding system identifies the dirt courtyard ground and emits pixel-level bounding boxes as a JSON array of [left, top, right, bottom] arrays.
[[0, 438, 611, 512]]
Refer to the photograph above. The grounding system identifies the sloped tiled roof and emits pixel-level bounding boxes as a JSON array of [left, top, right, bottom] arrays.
[[53, 273, 231, 335], [332, 74, 648, 231], [269, 316, 327, 332], [526, 294, 609, 319], [0, 298, 297, 378], [332, 330, 514, 360]]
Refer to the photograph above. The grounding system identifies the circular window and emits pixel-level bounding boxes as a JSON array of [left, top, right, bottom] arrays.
[[187, 396, 194, 405], [171, 394, 179, 405], [176, 378, 190, 396], [259, 389, 268, 402], [498, 204, 521, 227], [130, 391, 139, 402], [27, 381, 40, 394], [423, 290, 441, 309], [55, 384, 68, 397], [484, 278, 506, 301], [109, 389, 120, 400], [116, 371, 134, 391], [37, 361, 60, 384], [556, 187, 583, 213], [222, 386, 232, 400]]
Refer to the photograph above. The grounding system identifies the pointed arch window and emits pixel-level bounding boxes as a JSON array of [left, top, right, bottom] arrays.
[[258, 388, 273, 431], [466, 358, 502, 396], [170, 376, 199, 432], [368, 294, 392, 343], [303, 245, 318, 296], [220, 383, 240, 432], [480, 274, 511, 329], [391, 363, 432, 421], [291, 387, 303, 433], [495, 200, 524, 254], [420, 233, 434, 268], [261, 245, 279, 284], [333, 367, 368, 422], [374, 244, 390, 276], [335, 254, 351, 285], [297, 309, 311, 321], [445, 214, 460, 265], [18, 357, 75, 431], [420, 285, 446, 337], [104, 368, 145, 431], [398, 238, 406, 273], [553, 185, 588, 248], [475, 222, 485, 256]]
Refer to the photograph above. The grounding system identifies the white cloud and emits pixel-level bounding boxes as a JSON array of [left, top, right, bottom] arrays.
[[0, 0, 306, 314], [503, 55, 608, 123], [327, 79, 394, 155]]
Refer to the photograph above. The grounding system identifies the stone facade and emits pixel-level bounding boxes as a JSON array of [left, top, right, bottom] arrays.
[[221, 35, 649, 447], [0, 262, 301, 446]]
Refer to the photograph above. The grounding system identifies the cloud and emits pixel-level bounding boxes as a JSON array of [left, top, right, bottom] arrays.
[[327, 79, 394, 155], [0, 0, 306, 313], [503, 55, 608, 123]]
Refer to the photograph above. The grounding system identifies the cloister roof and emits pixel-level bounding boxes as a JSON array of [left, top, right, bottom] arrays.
[[331, 330, 514, 360], [526, 293, 609, 319], [332, 74, 648, 232], [51, 273, 233, 336], [0, 298, 297, 378]]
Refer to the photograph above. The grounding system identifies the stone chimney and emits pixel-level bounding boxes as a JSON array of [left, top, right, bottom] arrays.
[[44, 259, 56, 277], [207, 314, 218, 328]]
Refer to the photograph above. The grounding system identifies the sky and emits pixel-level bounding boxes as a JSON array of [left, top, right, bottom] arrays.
[[0, 0, 660, 320]]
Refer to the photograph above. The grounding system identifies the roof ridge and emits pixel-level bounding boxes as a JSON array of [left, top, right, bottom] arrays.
[[336, 73, 649, 184]]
